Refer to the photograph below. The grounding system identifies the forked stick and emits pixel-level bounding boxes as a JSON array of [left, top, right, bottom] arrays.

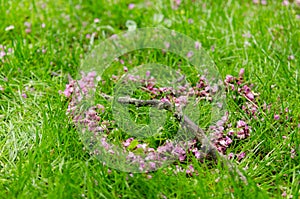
[[100, 93, 248, 184]]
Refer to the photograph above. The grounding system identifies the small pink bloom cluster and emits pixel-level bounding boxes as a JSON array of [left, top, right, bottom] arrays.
[[24, 21, 31, 34], [224, 69, 260, 121], [172, 0, 182, 10], [123, 73, 217, 105], [61, 72, 110, 138], [253, 0, 267, 5], [62, 71, 102, 120], [225, 69, 255, 101], [0, 44, 13, 62], [209, 69, 259, 160]]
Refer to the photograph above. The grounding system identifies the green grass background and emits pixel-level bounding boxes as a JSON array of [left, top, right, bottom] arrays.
[[0, 0, 299, 198]]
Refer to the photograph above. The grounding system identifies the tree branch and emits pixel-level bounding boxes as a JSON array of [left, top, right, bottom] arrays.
[[100, 93, 248, 184]]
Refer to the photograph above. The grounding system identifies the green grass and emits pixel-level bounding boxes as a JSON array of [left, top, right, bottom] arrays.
[[0, 0, 299, 198]]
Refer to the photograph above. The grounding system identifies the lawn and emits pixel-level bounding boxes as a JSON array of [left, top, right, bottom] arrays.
[[0, 0, 299, 198]]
